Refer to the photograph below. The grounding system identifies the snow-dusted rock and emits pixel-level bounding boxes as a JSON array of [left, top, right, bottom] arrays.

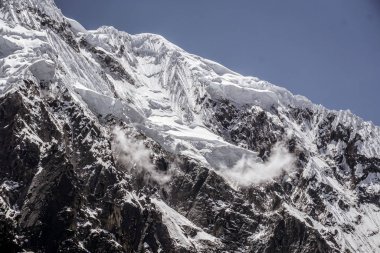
[[65, 16, 87, 35], [0, 0, 379, 252]]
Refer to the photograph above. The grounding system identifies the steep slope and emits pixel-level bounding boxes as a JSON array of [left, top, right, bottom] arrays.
[[1, 0, 380, 252]]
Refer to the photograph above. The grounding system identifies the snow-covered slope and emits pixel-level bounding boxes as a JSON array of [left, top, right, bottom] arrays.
[[1, 0, 380, 252]]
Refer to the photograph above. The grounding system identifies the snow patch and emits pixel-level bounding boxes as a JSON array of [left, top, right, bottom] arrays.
[[0, 35, 22, 58], [28, 59, 56, 82], [65, 16, 87, 34], [152, 198, 221, 250]]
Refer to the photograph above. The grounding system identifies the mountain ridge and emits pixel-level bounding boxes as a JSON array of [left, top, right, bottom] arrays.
[[1, 0, 380, 252]]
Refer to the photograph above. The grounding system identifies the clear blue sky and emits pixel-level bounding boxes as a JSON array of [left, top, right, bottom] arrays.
[[55, 0, 380, 125]]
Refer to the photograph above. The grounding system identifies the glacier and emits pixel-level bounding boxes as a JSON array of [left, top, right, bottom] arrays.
[[1, 0, 380, 252]]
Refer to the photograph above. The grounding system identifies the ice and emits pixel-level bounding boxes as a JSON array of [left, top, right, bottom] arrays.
[[1, 1, 380, 251], [207, 81, 278, 108], [74, 86, 145, 124], [201, 58, 238, 76], [28, 59, 56, 82], [0, 34, 22, 58], [65, 16, 87, 35], [149, 115, 222, 141]]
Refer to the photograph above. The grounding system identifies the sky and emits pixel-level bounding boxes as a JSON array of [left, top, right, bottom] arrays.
[[55, 0, 380, 125]]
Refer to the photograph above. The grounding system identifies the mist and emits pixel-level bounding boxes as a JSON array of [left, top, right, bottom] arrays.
[[111, 127, 171, 185], [220, 144, 295, 187]]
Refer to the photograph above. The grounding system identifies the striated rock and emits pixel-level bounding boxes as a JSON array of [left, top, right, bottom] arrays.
[[0, 1, 380, 252]]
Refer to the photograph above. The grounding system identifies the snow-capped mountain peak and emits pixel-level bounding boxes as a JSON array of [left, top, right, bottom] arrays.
[[1, 1, 380, 252]]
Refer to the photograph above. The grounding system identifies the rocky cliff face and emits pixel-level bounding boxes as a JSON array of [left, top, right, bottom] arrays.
[[1, 1, 380, 252]]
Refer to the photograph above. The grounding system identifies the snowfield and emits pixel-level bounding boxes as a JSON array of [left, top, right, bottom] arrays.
[[1, 0, 380, 252]]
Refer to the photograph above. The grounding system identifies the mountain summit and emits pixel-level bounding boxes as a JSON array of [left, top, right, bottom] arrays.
[[1, 1, 380, 252]]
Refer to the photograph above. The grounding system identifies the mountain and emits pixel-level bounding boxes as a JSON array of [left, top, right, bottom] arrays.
[[1, 0, 380, 252]]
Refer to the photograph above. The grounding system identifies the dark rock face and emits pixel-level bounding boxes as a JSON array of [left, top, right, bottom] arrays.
[[258, 213, 335, 253], [0, 212, 20, 253], [0, 82, 185, 252], [1, 1, 380, 252], [207, 99, 284, 159], [168, 159, 258, 250], [0, 58, 377, 253], [0, 80, 341, 253]]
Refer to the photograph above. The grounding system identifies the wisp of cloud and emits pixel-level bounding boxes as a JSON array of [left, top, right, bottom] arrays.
[[220, 144, 295, 187], [111, 127, 171, 185]]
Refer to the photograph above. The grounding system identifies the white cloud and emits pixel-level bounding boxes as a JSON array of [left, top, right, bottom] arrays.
[[111, 127, 171, 185], [220, 143, 295, 187]]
